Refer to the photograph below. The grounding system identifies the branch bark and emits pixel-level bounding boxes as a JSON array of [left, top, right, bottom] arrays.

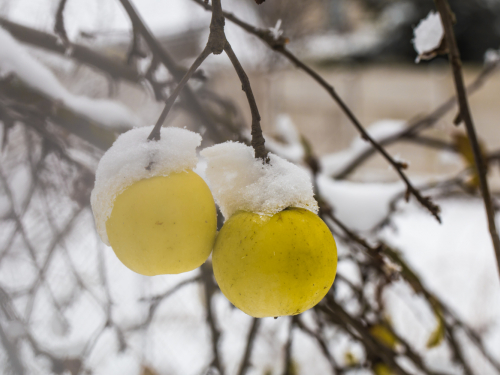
[[224, 43, 268, 161], [192, 0, 440, 220], [435, 0, 500, 278], [54, 0, 70, 47], [237, 318, 260, 375], [0, 17, 140, 83], [118, 0, 225, 143]]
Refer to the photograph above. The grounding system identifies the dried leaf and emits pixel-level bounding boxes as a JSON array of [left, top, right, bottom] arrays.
[[142, 366, 160, 375], [344, 351, 358, 366], [369, 324, 398, 349], [374, 363, 395, 375], [453, 132, 488, 189], [427, 309, 445, 348]]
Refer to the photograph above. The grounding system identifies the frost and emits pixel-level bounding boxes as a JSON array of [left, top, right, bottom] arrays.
[[91, 126, 202, 245], [412, 11, 444, 62], [201, 142, 318, 220], [0, 27, 139, 130]]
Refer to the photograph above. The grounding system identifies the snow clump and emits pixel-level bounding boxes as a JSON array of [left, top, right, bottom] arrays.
[[201, 141, 318, 220], [91, 126, 201, 245], [412, 11, 444, 62]]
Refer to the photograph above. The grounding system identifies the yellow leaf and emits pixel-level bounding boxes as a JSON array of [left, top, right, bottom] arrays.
[[141, 366, 159, 375], [344, 351, 358, 366], [426, 310, 445, 349], [453, 133, 488, 189], [374, 363, 396, 375], [369, 324, 398, 350]]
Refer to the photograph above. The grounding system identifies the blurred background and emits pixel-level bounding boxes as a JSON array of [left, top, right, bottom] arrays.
[[1, 0, 500, 374]]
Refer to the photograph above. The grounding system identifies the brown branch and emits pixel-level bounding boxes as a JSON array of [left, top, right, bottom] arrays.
[[295, 317, 340, 374], [237, 318, 260, 375], [118, 0, 225, 143], [129, 276, 201, 330], [0, 78, 117, 150], [0, 17, 140, 83], [224, 42, 268, 161], [318, 300, 411, 375], [54, 0, 70, 47], [435, 0, 500, 278], [147, 46, 211, 140], [333, 59, 499, 179], [201, 263, 224, 375], [147, 0, 267, 160], [146, 0, 225, 141], [281, 317, 296, 375], [0, 323, 25, 375], [192, 0, 439, 220]]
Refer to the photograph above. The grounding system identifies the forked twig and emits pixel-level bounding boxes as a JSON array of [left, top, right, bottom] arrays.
[[192, 0, 440, 220]]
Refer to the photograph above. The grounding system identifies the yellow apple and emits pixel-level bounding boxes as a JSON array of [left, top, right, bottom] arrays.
[[213, 207, 337, 317], [105, 170, 217, 276]]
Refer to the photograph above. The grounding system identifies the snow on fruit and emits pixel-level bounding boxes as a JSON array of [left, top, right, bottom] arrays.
[[91, 126, 217, 276], [201, 142, 337, 317]]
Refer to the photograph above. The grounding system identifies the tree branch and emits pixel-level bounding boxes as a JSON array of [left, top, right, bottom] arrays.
[[118, 0, 225, 143], [0, 17, 140, 83], [147, 46, 211, 140], [192, 0, 440, 220], [333, 58, 500, 180], [54, 0, 70, 47], [224, 42, 268, 161], [201, 263, 224, 375], [237, 318, 260, 375], [435, 0, 500, 278]]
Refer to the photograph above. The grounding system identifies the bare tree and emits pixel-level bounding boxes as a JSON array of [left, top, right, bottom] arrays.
[[0, 0, 499, 374]]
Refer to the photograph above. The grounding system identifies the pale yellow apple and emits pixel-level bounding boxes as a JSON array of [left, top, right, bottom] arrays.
[[213, 208, 337, 317], [106, 171, 217, 276]]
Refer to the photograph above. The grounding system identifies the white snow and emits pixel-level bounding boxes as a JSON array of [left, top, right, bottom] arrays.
[[381, 199, 500, 372], [0, 26, 139, 130], [484, 48, 500, 64], [91, 126, 202, 245], [264, 114, 305, 163], [318, 176, 405, 232], [321, 119, 406, 176], [200, 141, 318, 220], [413, 11, 444, 62]]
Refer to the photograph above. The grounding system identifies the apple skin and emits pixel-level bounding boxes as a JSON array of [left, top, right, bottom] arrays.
[[106, 171, 217, 276], [213, 208, 337, 318]]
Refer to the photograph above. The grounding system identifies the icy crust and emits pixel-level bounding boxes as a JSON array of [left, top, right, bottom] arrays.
[[201, 142, 318, 220], [91, 126, 202, 245], [412, 11, 444, 62]]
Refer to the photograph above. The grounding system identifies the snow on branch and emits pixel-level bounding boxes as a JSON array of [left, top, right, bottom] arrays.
[[413, 11, 445, 63], [0, 27, 139, 130]]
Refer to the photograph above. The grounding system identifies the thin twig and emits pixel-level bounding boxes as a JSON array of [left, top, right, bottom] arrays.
[[281, 317, 295, 375], [237, 318, 260, 375], [333, 59, 500, 179], [54, 0, 70, 47], [192, 0, 440, 220], [147, 46, 211, 140], [435, 0, 500, 278], [224, 42, 268, 161], [118, 0, 224, 143], [201, 263, 224, 375]]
